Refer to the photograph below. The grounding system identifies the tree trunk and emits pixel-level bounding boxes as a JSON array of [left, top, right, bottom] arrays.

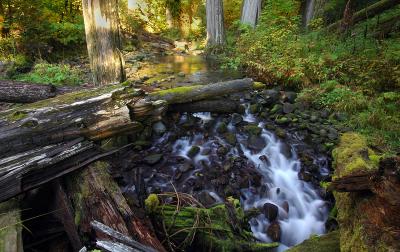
[[327, 0, 400, 31], [241, 0, 262, 28], [82, 0, 126, 86], [65, 161, 166, 251], [0, 81, 58, 103], [166, 7, 174, 29], [206, 0, 225, 46]]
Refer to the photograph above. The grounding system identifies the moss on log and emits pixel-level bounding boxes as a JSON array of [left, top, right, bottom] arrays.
[[147, 195, 278, 251], [287, 231, 340, 252]]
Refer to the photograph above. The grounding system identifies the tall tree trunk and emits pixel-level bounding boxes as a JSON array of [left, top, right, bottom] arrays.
[[82, 0, 126, 86], [241, 0, 262, 28], [206, 0, 225, 46], [166, 7, 174, 29]]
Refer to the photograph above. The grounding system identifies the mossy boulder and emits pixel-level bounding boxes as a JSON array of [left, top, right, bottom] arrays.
[[332, 132, 378, 178], [244, 124, 262, 136], [287, 231, 340, 252], [187, 146, 201, 157]]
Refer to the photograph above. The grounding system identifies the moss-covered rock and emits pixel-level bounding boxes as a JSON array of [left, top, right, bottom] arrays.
[[287, 231, 340, 252], [332, 132, 378, 178], [244, 124, 262, 136]]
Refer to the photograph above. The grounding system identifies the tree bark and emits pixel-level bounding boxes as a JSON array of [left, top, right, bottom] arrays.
[[0, 81, 58, 103], [65, 161, 166, 252], [169, 99, 241, 113], [241, 0, 262, 28], [82, 0, 126, 86], [327, 0, 400, 31], [206, 0, 225, 46]]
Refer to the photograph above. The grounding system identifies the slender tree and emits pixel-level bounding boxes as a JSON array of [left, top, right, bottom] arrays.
[[241, 0, 262, 28], [82, 0, 126, 86], [206, 0, 225, 46]]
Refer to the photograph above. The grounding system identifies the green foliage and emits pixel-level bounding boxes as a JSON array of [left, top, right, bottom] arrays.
[[48, 21, 85, 46], [14, 61, 84, 86]]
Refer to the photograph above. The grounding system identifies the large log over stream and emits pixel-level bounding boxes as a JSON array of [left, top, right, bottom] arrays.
[[0, 81, 58, 103], [0, 78, 256, 202]]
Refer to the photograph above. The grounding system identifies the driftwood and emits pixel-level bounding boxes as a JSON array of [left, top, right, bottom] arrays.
[[66, 161, 166, 252], [0, 81, 58, 103], [327, 0, 400, 31]]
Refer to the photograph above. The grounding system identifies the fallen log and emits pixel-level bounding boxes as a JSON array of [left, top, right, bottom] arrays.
[[169, 99, 241, 113], [327, 0, 400, 31], [0, 79, 255, 202], [65, 161, 166, 252], [0, 81, 57, 103]]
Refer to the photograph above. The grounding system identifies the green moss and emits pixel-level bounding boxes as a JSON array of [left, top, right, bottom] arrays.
[[151, 200, 278, 251], [149, 85, 202, 98], [6, 111, 28, 122], [252, 82, 267, 90], [244, 124, 262, 136], [319, 181, 331, 190], [332, 132, 378, 178], [145, 194, 160, 214], [287, 231, 340, 252]]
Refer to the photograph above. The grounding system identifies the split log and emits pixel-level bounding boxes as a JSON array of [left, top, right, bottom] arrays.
[[0, 199, 23, 252], [169, 99, 241, 113], [329, 171, 376, 192], [327, 0, 400, 31], [0, 81, 57, 103], [65, 161, 166, 252]]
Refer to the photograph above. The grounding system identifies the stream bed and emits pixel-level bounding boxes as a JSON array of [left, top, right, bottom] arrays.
[[117, 54, 335, 250]]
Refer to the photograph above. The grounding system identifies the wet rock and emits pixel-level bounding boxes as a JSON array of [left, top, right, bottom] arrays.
[[144, 154, 163, 165], [320, 109, 330, 119], [282, 201, 289, 213], [275, 117, 291, 125], [280, 143, 293, 158], [217, 122, 228, 134], [231, 113, 243, 125], [327, 128, 339, 141], [263, 89, 280, 105], [224, 133, 237, 145], [247, 135, 266, 151], [201, 148, 211, 155], [283, 91, 297, 103], [217, 146, 229, 156], [177, 72, 186, 77], [283, 103, 295, 114], [197, 191, 217, 207], [275, 128, 286, 139], [319, 129, 328, 137], [294, 102, 306, 112], [310, 115, 318, 123], [266, 221, 281, 242], [270, 104, 283, 114], [263, 203, 279, 222], [187, 146, 200, 158], [152, 121, 166, 135], [178, 162, 194, 173], [244, 124, 262, 136], [259, 155, 271, 166], [250, 104, 260, 114]]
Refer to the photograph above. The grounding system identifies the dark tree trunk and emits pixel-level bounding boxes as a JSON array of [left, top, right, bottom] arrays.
[[82, 0, 126, 86], [206, 0, 225, 46]]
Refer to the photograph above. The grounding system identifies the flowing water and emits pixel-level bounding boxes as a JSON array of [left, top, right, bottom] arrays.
[[143, 107, 328, 251], [133, 55, 328, 250], [305, 0, 316, 26]]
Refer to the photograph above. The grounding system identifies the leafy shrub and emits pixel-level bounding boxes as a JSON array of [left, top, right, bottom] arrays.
[[48, 21, 85, 47], [14, 61, 84, 86]]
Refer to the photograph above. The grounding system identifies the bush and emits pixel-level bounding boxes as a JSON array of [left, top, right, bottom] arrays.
[[14, 61, 84, 86]]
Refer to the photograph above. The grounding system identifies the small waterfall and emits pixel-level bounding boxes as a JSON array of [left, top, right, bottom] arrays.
[[305, 0, 316, 26], [147, 106, 328, 251]]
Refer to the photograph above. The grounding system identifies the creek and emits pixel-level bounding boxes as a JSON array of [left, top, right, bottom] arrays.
[[121, 54, 332, 251]]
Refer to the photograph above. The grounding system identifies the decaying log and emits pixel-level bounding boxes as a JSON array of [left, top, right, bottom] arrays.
[[91, 221, 157, 252], [169, 99, 241, 113], [146, 78, 254, 104], [66, 161, 166, 252], [0, 81, 57, 103], [329, 171, 377, 192], [327, 0, 400, 31], [0, 198, 23, 252]]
